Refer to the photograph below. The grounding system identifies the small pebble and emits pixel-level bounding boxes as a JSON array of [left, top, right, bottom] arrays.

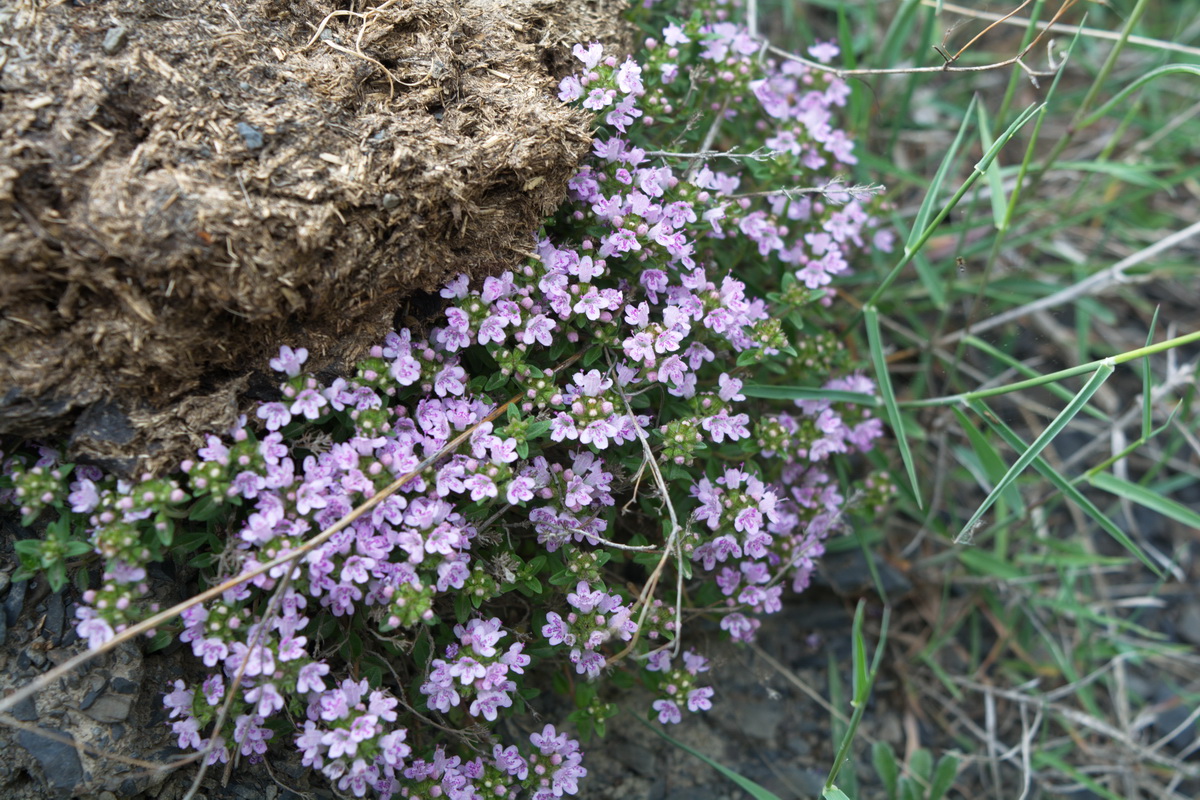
[[44, 592, 64, 642], [236, 121, 264, 150], [0, 571, 11, 595], [4, 577, 26, 626], [102, 25, 128, 55]]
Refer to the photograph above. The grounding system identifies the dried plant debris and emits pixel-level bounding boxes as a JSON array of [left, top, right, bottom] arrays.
[[0, 0, 625, 475]]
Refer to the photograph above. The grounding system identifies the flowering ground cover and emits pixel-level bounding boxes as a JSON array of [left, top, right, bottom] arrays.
[[3, 1, 1200, 799]]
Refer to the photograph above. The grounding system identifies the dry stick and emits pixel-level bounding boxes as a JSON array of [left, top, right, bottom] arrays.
[[927, 0, 1200, 58], [0, 350, 585, 719], [182, 569, 295, 800], [0, 711, 201, 772], [938, 218, 1200, 346], [605, 354, 686, 665]]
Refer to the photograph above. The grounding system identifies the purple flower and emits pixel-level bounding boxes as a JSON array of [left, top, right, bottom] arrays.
[[653, 699, 682, 724], [297, 661, 331, 694], [572, 42, 603, 69], [256, 401, 292, 431], [687, 686, 715, 712], [541, 611, 572, 646], [379, 729, 412, 768], [290, 389, 328, 420], [269, 345, 308, 377], [163, 680, 193, 719], [67, 478, 99, 513], [433, 363, 467, 397]]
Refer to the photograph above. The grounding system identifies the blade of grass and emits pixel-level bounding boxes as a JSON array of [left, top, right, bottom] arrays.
[[910, 95, 977, 252], [1142, 308, 1160, 439], [964, 397, 1161, 574], [956, 361, 1115, 543], [741, 385, 880, 405], [865, 305, 921, 507], [951, 406, 1025, 519], [1088, 471, 1200, 530], [824, 602, 891, 793], [974, 100, 1008, 230]]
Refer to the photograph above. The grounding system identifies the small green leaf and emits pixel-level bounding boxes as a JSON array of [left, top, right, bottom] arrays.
[[146, 629, 174, 653], [872, 742, 900, 799], [928, 754, 960, 800], [63, 540, 93, 558], [485, 370, 509, 392]]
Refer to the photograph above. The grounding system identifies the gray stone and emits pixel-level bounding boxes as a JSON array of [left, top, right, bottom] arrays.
[[101, 25, 128, 55], [80, 674, 108, 710], [237, 122, 264, 150], [0, 570, 11, 595], [10, 693, 38, 722], [44, 591, 64, 642], [83, 692, 133, 723], [109, 676, 137, 694], [4, 576, 26, 626], [17, 725, 85, 795]]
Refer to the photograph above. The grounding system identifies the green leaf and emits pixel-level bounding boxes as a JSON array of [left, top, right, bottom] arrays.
[[188, 496, 225, 522], [485, 370, 509, 392], [63, 540, 93, 558], [454, 592, 472, 623], [46, 561, 67, 593], [872, 742, 900, 800], [583, 346, 604, 367], [909, 749, 932, 783], [146, 629, 174, 653], [824, 789, 853, 800], [526, 420, 552, 440], [736, 349, 764, 367], [928, 754, 959, 800]]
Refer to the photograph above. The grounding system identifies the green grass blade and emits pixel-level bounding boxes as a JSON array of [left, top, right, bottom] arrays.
[[825, 604, 891, 793], [851, 600, 869, 703], [865, 306, 921, 507], [909, 95, 977, 252], [951, 407, 1025, 518], [1142, 308, 1160, 439], [974, 101, 1008, 229], [964, 398, 1161, 574], [961, 335, 1108, 422], [635, 713, 784, 800], [956, 361, 1115, 543], [1080, 65, 1200, 127], [1089, 471, 1200, 530], [741, 385, 880, 405]]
